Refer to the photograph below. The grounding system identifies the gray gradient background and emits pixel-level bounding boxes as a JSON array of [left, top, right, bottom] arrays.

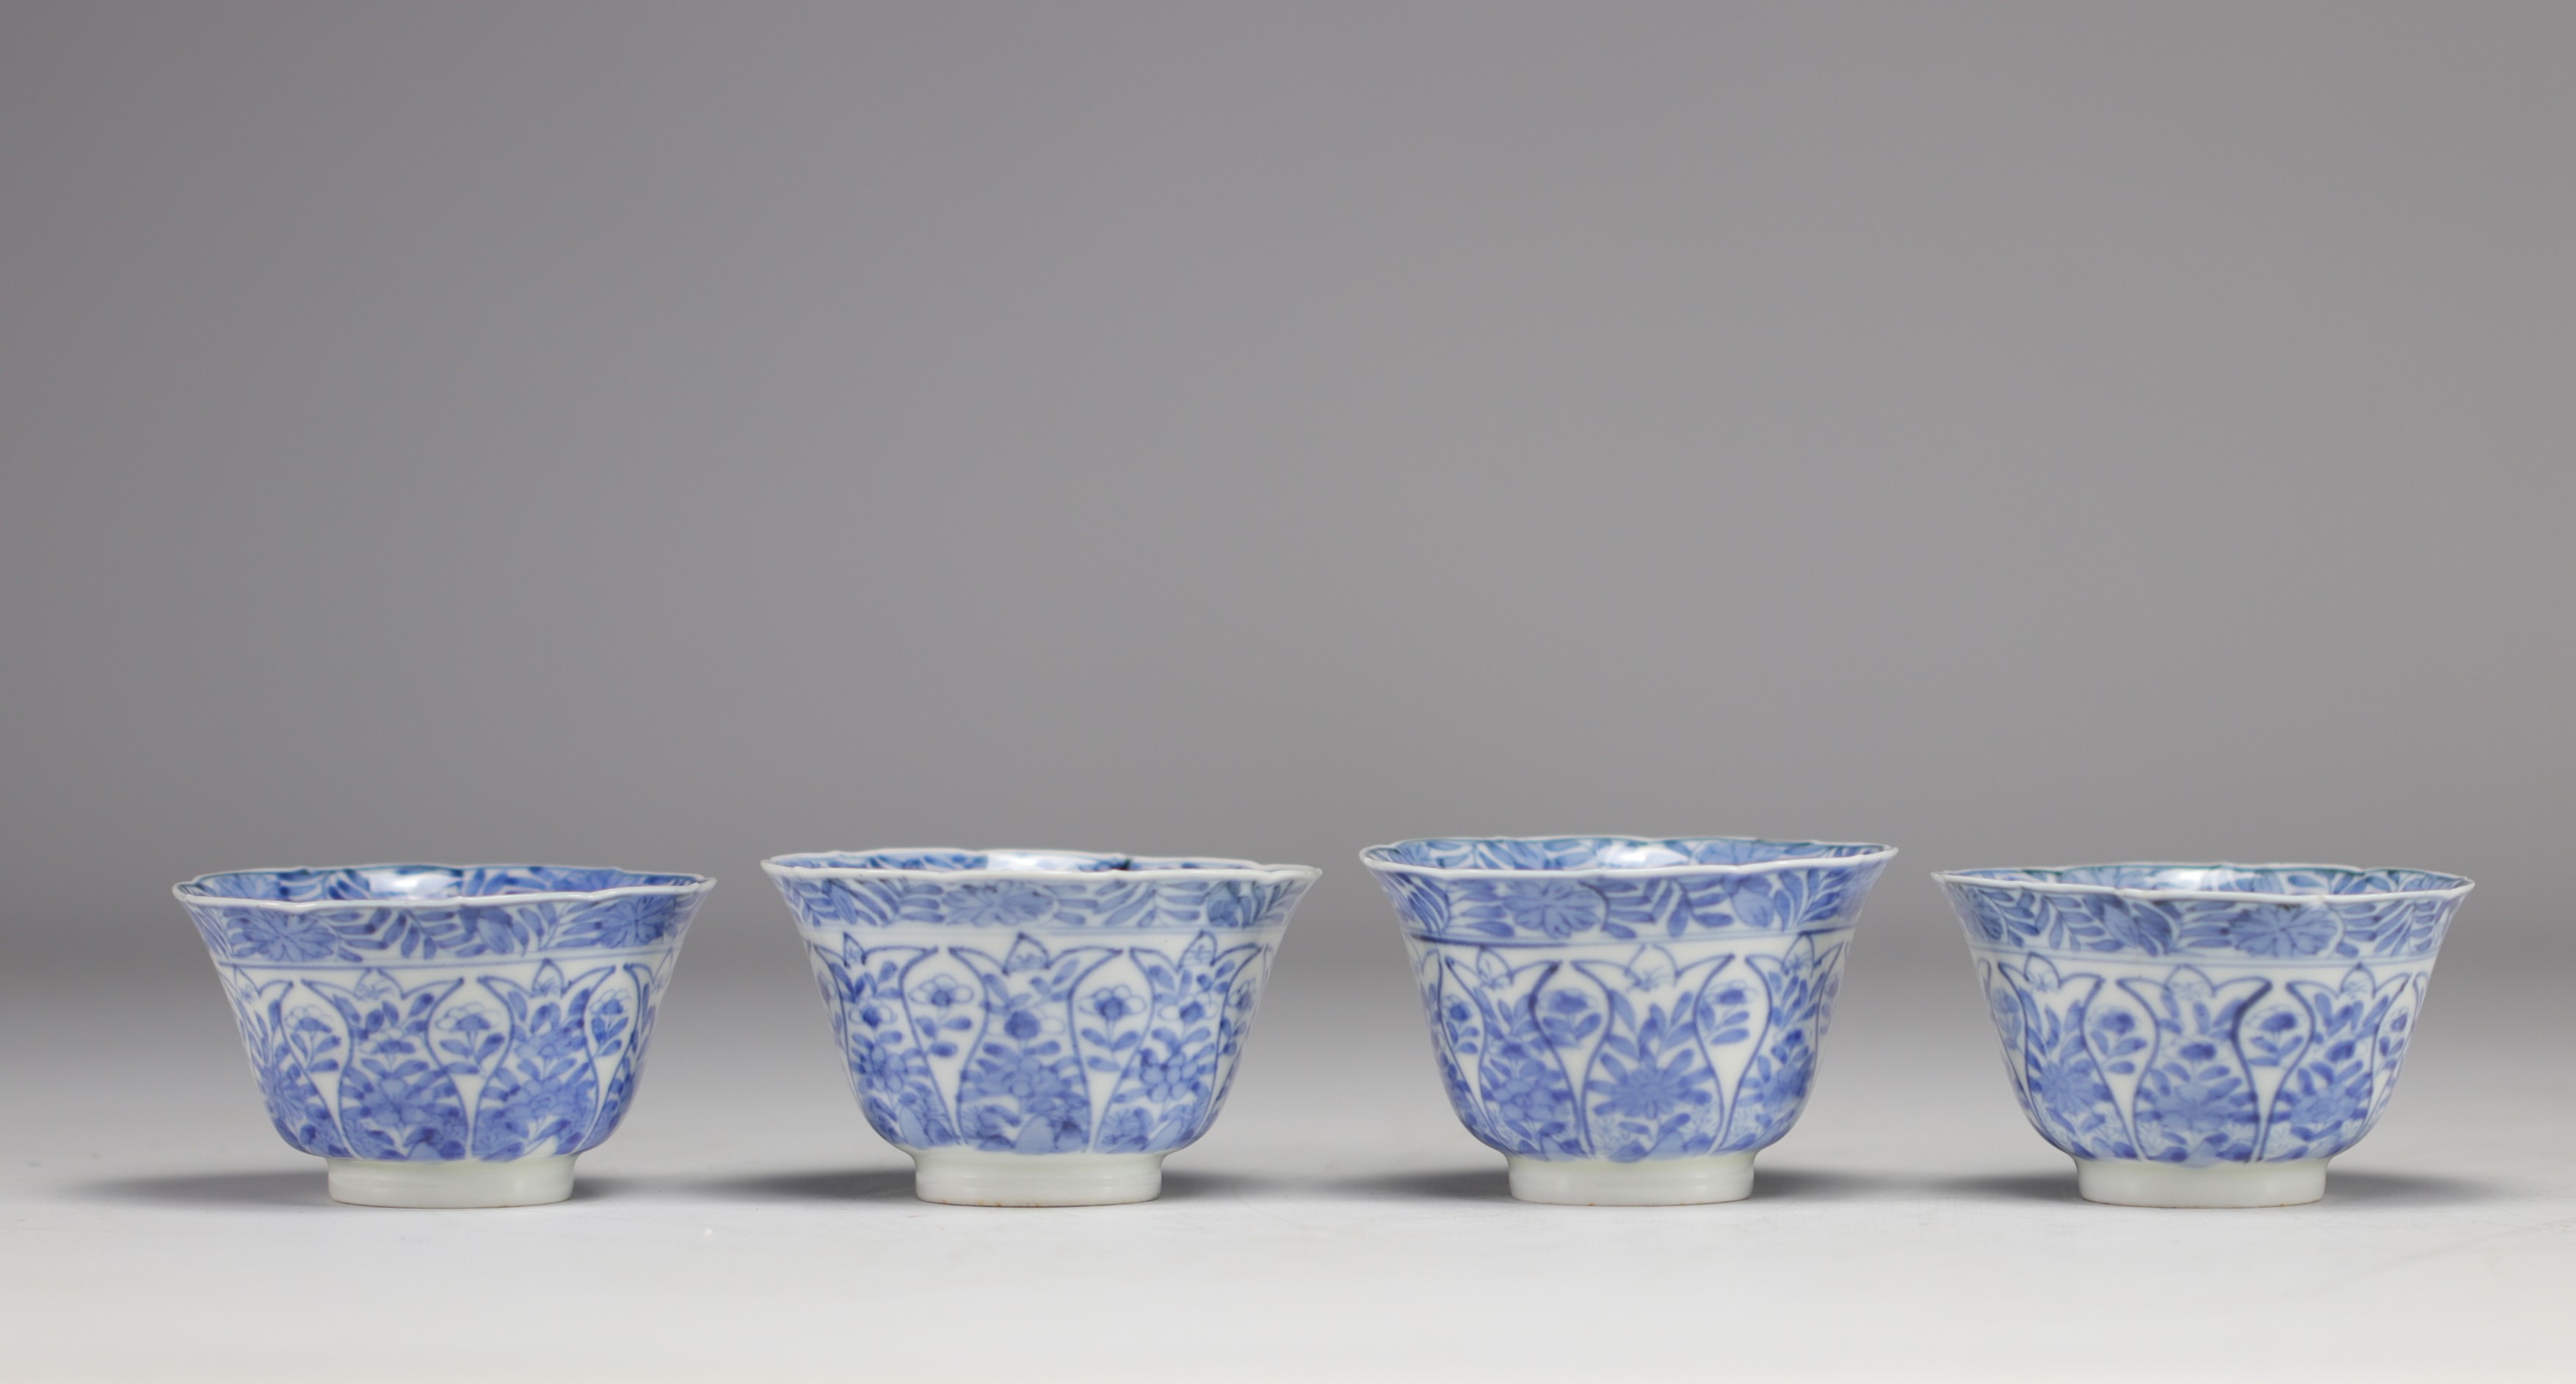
[[2, 4, 2572, 1380]]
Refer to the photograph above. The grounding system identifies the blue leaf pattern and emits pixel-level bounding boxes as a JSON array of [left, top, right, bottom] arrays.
[[184, 880, 698, 965], [769, 852, 1312, 1157], [182, 866, 706, 1163], [1368, 838, 1891, 1166], [1940, 866, 2466, 961], [1943, 866, 2464, 1170], [302, 971, 474, 1160]]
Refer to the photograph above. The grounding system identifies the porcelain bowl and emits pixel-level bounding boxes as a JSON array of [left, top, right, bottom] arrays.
[[175, 863, 712, 1207], [1936, 863, 2472, 1208], [763, 849, 1318, 1206], [1362, 836, 1896, 1205]]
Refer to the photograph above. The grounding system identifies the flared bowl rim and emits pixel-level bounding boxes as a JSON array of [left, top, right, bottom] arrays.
[[174, 862, 716, 912], [762, 847, 1321, 885], [1933, 861, 2473, 905], [1360, 833, 1898, 879]]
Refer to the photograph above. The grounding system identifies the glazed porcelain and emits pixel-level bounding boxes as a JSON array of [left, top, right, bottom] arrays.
[[1937, 863, 2472, 1208], [175, 864, 711, 1207], [764, 849, 1318, 1206], [1361, 836, 1895, 1205]]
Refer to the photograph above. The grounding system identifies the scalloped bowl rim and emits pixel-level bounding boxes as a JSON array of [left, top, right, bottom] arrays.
[[1933, 861, 2474, 905], [1359, 834, 1899, 879], [762, 847, 1321, 885], [174, 862, 717, 912]]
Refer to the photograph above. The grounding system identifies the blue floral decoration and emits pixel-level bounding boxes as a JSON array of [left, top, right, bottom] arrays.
[[766, 850, 1307, 935], [175, 864, 711, 1162], [1940, 863, 2468, 961], [765, 849, 1317, 1158], [1363, 836, 1895, 1163], [181, 864, 706, 963], [1938, 863, 2470, 1168]]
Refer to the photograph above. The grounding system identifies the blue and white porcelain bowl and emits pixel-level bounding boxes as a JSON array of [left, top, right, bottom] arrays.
[[1937, 863, 2472, 1208], [1363, 836, 1897, 1205], [175, 864, 712, 1208], [764, 849, 1318, 1206]]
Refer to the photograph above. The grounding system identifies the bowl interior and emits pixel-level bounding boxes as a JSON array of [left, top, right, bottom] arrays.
[[766, 849, 1271, 874], [1943, 863, 2469, 896], [181, 864, 705, 902], [1365, 835, 1890, 872]]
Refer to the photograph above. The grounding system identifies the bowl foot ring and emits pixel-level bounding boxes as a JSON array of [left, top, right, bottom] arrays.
[[326, 1154, 578, 1209], [1505, 1152, 1756, 1206], [2074, 1156, 2328, 1208], [910, 1150, 1166, 1207]]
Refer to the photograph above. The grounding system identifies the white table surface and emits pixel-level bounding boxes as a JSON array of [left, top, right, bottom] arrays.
[[6, 952, 2569, 1383]]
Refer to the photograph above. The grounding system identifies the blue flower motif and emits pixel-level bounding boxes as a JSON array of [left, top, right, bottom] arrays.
[[1084, 984, 1144, 1025], [1128, 1048, 1202, 1106], [995, 992, 1063, 1042], [1612, 946, 1679, 992], [435, 1003, 496, 1038], [2224, 906, 2337, 958], [1494, 886, 1607, 938], [1595, 1054, 1708, 1123], [2143, 1071, 2247, 1141], [228, 911, 344, 963], [963, 1047, 1089, 1151], [570, 902, 672, 949], [1536, 985, 1603, 1048], [1737, 1045, 1813, 1118], [2026, 1054, 2108, 1121], [943, 883, 1055, 928], [909, 975, 975, 1012], [1205, 883, 1269, 930]]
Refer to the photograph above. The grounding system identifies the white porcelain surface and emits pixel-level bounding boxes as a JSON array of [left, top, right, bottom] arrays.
[[910, 1150, 1165, 1207], [2074, 1156, 2329, 1208], [1506, 1152, 1755, 1206], [326, 1155, 578, 1209]]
